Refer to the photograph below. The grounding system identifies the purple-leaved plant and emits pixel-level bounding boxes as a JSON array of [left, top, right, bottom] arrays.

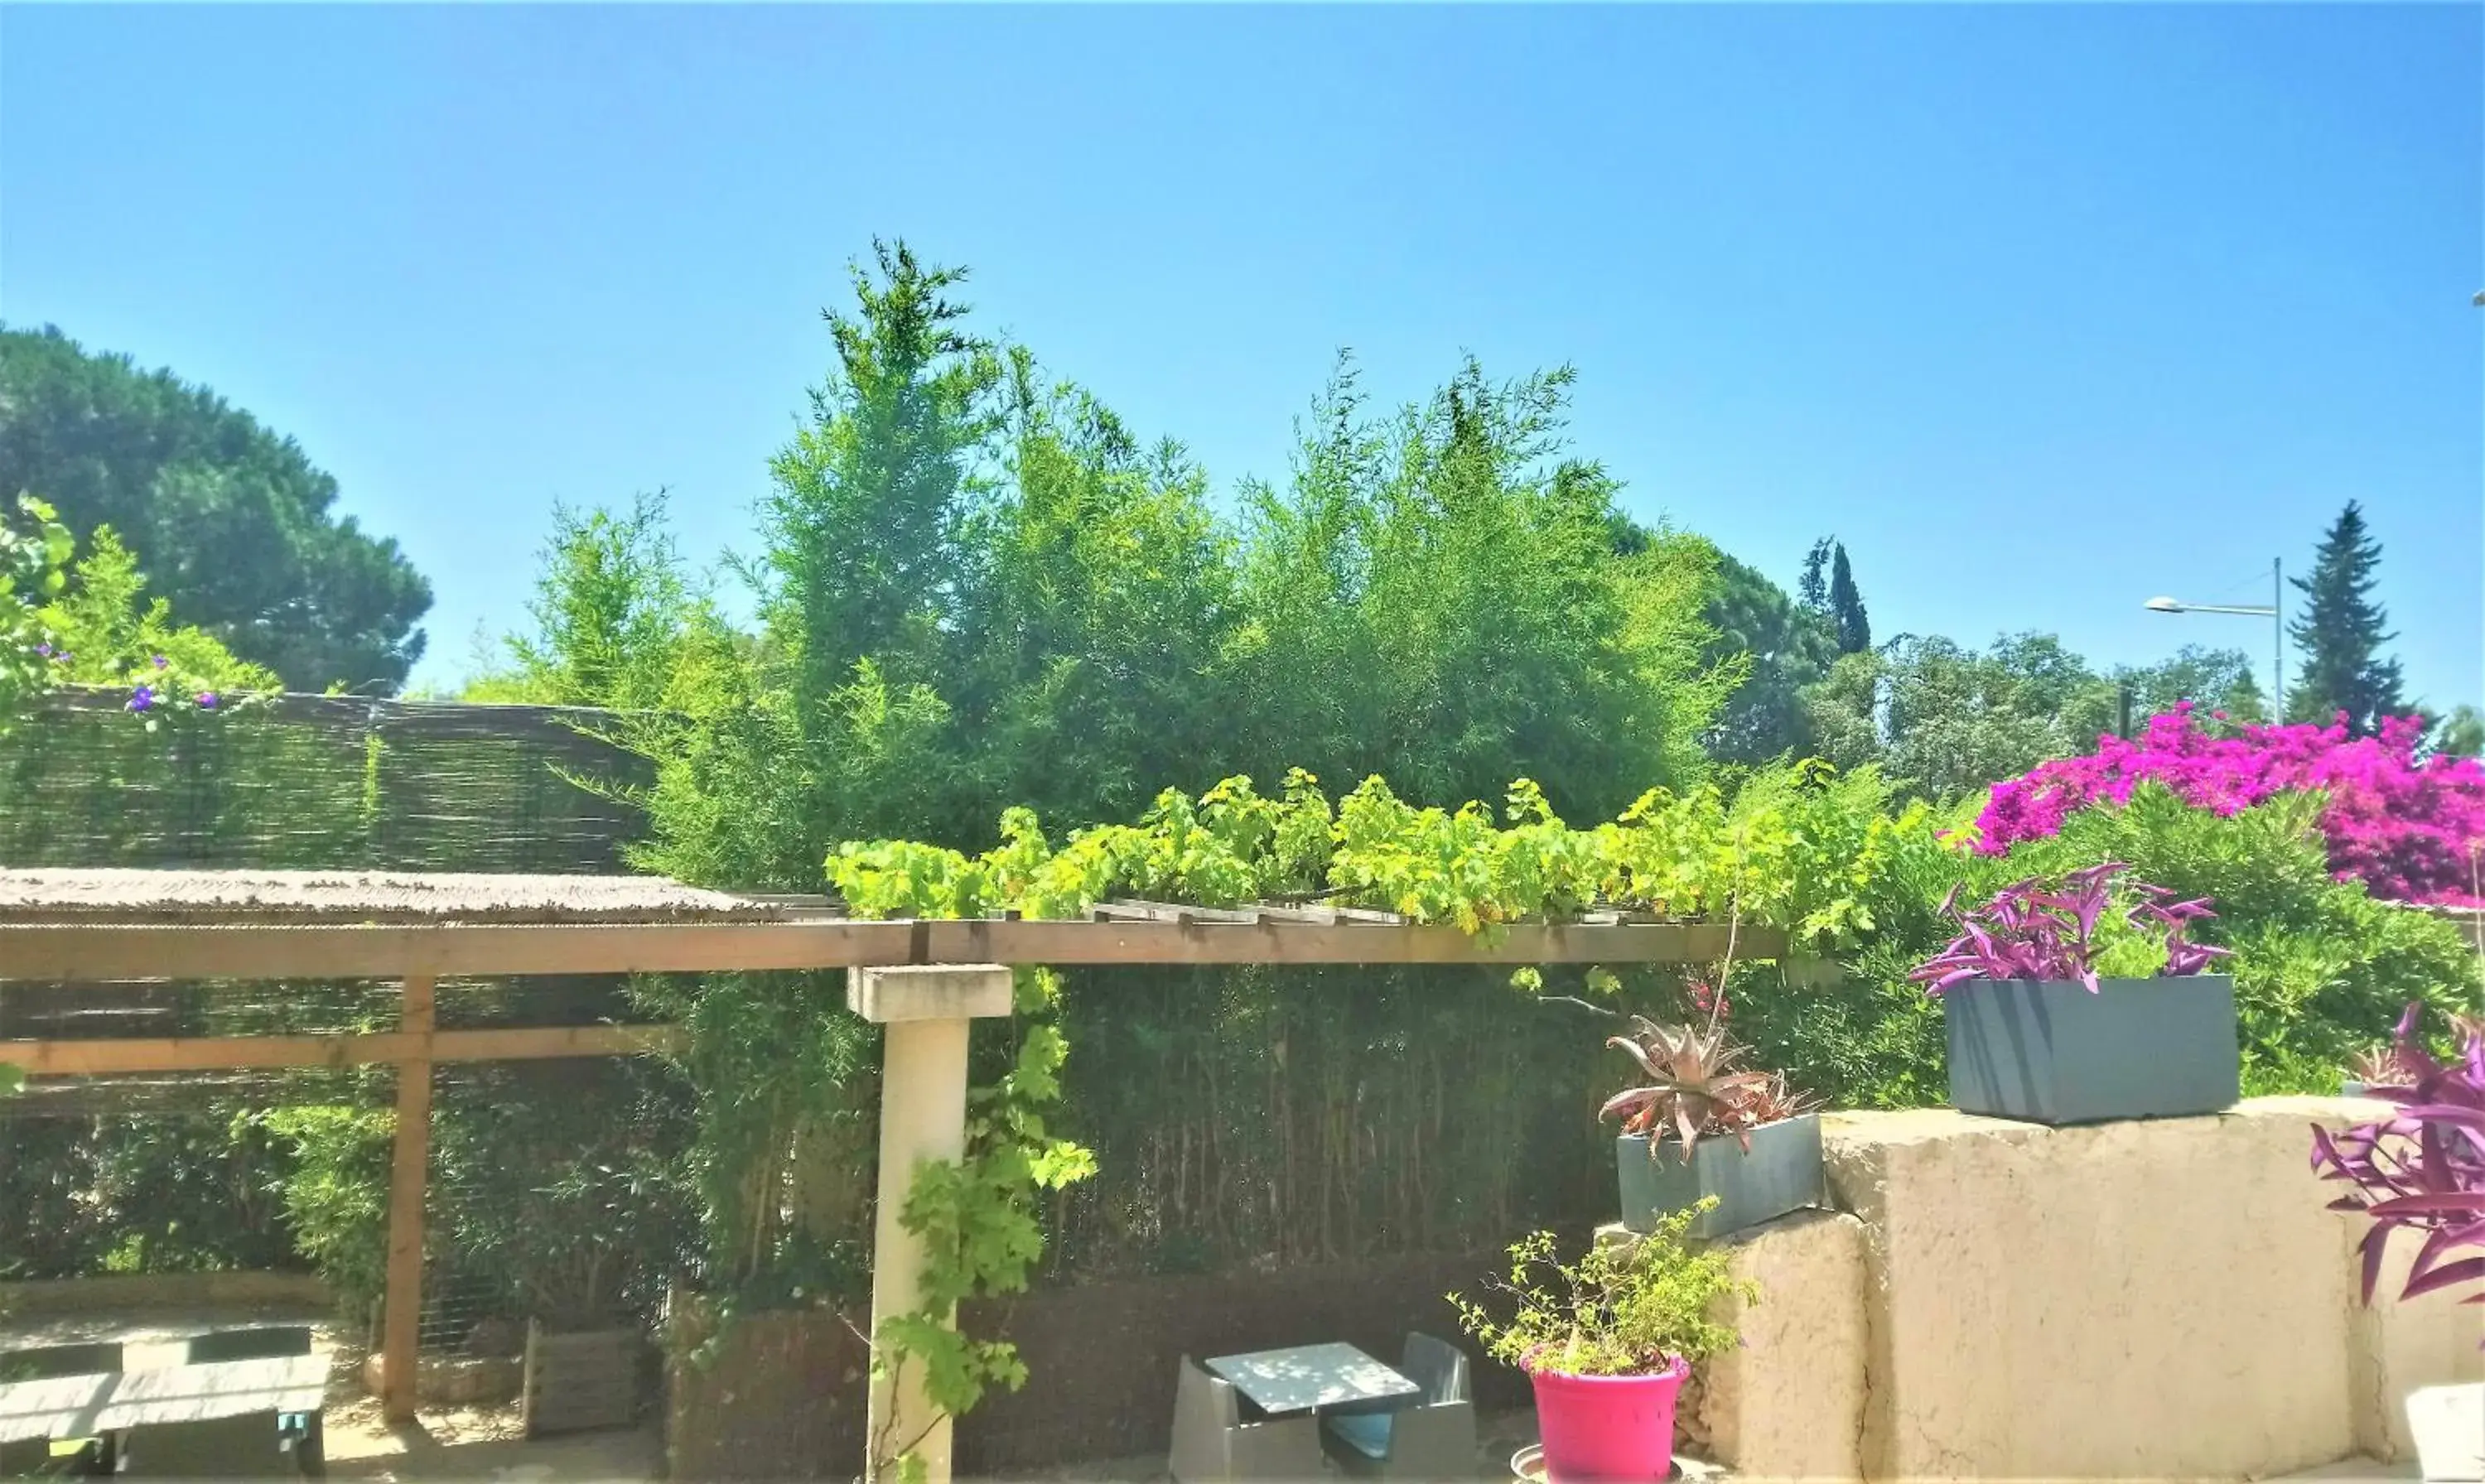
[[1909, 861, 2231, 996], [2309, 1003, 2485, 1322]]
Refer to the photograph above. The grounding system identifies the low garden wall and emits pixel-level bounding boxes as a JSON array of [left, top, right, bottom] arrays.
[[0, 1270, 329, 1318], [1693, 1096, 2483, 1480]]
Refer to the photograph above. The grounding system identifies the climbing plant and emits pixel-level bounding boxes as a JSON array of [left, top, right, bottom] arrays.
[[822, 759, 1937, 1472]]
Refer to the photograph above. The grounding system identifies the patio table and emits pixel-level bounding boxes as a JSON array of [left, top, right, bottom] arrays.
[[93, 1354, 329, 1430], [1204, 1342, 1421, 1419], [0, 1371, 115, 1444]]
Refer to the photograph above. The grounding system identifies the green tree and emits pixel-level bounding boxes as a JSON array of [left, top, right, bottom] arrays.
[[948, 356, 1238, 825], [1806, 633, 2114, 802], [1, 494, 71, 730], [762, 242, 1002, 708], [1799, 633, 2270, 802], [1826, 542, 1871, 655], [2423, 704, 2483, 760], [1700, 552, 1836, 764], [1797, 537, 1832, 613], [2288, 501, 2404, 734], [2111, 644, 2264, 727], [1228, 356, 1729, 817], [485, 491, 692, 713], [0, 325, 432, 691], [37, 528, 282, 696]]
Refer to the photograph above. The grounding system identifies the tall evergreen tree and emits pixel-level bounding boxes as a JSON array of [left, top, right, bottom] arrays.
[[1797, 537, 1833, 612], [1699, 552, 1835, 764], [2288, 500, 2404, 734], [1827, 542, 1871, 654]]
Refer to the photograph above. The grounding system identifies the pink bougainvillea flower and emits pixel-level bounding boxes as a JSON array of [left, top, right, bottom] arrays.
[[1976, 704, 2485, 907]]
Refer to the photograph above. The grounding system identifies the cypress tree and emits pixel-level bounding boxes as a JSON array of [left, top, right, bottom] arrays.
[[2288, 500, 2404, 735], [1827, 542, 1871, 655]]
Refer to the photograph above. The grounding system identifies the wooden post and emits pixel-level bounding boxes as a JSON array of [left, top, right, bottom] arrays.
[[380, 973, 434, 1425], [847, 966, 1014, 1484]]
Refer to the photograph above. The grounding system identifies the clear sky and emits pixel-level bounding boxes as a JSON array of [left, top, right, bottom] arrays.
[[4, 3, 2478, 708]]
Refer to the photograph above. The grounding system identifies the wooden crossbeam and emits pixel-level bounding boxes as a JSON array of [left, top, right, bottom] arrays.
[[0, 1024, 687, 1077], [0, 918, 1773, 981]]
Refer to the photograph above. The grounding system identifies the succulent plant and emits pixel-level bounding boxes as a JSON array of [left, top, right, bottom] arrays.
[[1599, 1015, 1813, 1164]]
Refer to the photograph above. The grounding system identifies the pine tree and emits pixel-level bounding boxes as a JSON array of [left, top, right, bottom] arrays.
[[2288, 500, 2404, 735], [1827, 542, 1871, 655], [1797, 537, 1833, 612]]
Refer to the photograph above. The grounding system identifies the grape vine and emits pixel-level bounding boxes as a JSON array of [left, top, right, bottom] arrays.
[[825, 761, 1944, 1475]]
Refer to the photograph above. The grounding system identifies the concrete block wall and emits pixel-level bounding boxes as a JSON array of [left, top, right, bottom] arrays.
[[1689, 1096, 2481, 1482]]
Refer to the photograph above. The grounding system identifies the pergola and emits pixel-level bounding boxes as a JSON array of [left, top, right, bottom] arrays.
[[0, 867, 1777, 1482]]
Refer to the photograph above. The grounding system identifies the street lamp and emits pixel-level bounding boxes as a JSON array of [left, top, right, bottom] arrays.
[[2144, 557, 2284, 720]]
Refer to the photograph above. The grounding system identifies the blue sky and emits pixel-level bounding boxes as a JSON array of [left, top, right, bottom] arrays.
[[4, 3, 2478, 708]]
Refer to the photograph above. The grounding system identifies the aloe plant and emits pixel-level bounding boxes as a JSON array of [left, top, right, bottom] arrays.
[[1600, 1013, 1813, 1164]]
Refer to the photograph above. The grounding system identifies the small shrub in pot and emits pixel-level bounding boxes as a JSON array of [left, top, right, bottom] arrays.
[[1451, 1200, 1752, 1484]]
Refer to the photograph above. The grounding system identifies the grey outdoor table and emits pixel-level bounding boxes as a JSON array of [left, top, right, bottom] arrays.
[[94, 1355, 328, 1430], [0, 1371, 116, 1444], [1203, 1342, 1421, 1418]]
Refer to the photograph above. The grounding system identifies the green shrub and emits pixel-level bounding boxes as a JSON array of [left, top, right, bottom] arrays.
[[1990, 784, 2477, 1093], [1450, 1200, 1753, 1376]]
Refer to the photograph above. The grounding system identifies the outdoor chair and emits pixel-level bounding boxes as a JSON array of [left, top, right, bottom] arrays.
[[181, 1329, 312, 1366], [0, 1345, 122, 1384], [1318, 1333, 1475, 1482], [1168, 1355, 1326, 1483]]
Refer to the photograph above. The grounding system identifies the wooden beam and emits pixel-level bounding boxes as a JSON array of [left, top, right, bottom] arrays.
[[381, 974, 432, 1426], [919, 918, 1768, 967], [0, 918, 1778, 982], [0, 921, 917, 980], [0, 1024, 687, 1077]]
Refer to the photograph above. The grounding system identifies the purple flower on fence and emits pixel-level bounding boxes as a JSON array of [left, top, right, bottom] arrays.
[[196, 691, 219, 711], [128, 685, 154, 713]]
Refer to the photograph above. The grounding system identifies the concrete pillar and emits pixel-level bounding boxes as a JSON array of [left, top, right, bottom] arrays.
[[849, 965, 1015, 1484]]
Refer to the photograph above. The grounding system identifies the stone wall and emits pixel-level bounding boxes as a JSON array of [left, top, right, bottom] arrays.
[[1691, 1096, 2482, 1481]]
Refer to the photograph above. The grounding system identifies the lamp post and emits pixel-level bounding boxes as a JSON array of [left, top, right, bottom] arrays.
[[2144, 557, 2284, 720]]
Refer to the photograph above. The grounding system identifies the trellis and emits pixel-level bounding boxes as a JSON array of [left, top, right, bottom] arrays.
[[0, 866, 1777, 1484]]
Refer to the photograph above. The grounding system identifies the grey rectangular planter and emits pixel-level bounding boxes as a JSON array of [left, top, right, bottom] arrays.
[[1944, 975, 2238, 1125], [1616, 1111, 1824, 1240]]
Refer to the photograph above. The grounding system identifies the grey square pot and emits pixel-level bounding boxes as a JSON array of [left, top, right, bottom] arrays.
[[1943, 975, 2238, 1125], [1616, 1112, 1824, 1240]]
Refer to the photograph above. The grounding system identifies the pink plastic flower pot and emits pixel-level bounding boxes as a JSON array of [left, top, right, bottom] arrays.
[[1527, 1356, 1690, 1482]]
